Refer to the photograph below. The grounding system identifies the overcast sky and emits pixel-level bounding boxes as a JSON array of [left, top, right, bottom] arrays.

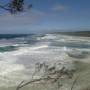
[[0, 0, 90, 34]]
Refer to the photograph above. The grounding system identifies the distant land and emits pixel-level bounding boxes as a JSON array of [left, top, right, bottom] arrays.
[[53, 31, 90, 37]]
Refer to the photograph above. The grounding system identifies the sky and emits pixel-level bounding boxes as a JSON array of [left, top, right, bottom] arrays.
[[0, 0, 90, 34]]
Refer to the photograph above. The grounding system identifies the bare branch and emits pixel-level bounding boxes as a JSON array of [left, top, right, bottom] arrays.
[[16, 77, 55, 90], [16, 80, 25, 90], [71, 75, 80, 90], [0, 5, 11, 11], [0, 0, 32, 14], [16, 65, 75, 90]]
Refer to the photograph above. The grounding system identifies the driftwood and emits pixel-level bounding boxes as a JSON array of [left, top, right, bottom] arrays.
[[16, 64, 76, 90], [16, 77, 60, 90], [71, 75, 80, 90]]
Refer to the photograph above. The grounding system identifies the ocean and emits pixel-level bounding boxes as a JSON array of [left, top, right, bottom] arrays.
[[0, 33, 90, 90]]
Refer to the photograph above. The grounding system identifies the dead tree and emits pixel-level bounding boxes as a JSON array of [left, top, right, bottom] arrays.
[[16, 65, 76, 90], [0, 0, 32, 14]]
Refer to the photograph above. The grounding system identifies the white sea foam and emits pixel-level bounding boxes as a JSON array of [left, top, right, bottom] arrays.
[[27, 45, 48, 50], [41, 34, 57, 40]]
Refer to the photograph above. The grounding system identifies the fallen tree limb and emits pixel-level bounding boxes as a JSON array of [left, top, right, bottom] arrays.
[[16, 65, 75, 90], [16, 77, 59, 90], [71, 74, 80, 90]]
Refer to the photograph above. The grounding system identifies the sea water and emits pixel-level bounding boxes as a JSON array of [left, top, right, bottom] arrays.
[[0, 34, 90, 90]]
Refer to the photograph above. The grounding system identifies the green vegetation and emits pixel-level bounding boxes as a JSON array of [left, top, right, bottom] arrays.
[[54, 31, 90, 37]]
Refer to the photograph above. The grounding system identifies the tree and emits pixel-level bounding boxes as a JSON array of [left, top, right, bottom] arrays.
[[0, 0, 32, 14]]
